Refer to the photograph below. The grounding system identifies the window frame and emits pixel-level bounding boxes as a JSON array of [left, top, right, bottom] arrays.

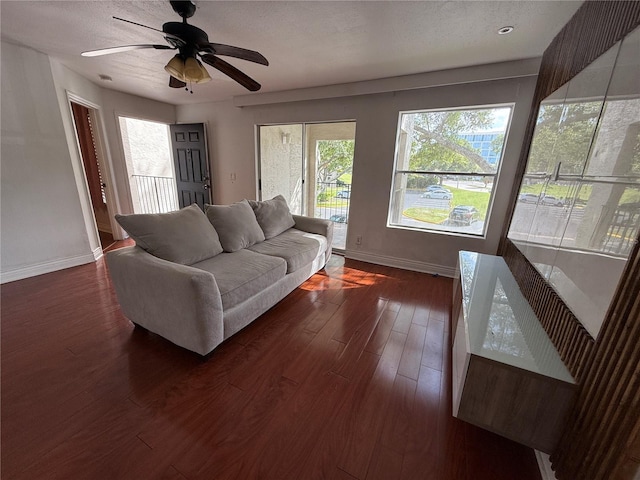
[[386, 103, 514, 238]]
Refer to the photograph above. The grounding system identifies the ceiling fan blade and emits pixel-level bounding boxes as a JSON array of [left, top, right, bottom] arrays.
[[206, 43, 269, 66], [169, 76, 187, 88], [113, 16, 166, 33], [201, 54, 261, 91], [113, 16, 185, 46], [81, 44, 174, 57]]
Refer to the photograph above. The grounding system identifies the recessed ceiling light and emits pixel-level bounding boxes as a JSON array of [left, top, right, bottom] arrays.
[[498, 26, 514, 35], [98, 74, 113, 82]]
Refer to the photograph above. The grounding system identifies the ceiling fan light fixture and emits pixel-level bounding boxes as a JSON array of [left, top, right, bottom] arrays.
[[196, 60, 212, 84], [183, 56, 211, 83], [164, 54, 186, 81], [183, 56, 202, 81]]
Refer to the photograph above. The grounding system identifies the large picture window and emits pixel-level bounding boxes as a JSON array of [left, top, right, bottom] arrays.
[[388, 105, 512, 236]]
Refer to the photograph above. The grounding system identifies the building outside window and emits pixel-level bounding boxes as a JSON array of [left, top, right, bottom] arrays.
[[388, 105, 513, 236], [459, 131, 504, 166]]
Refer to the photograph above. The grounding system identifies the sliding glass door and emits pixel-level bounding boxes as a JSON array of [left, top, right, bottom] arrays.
[[258, 121, 356, 250]]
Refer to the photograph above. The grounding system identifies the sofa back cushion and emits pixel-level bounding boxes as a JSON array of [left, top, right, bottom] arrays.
[[205, 200, 265, 252], [248, 195, 295, 239], [115, 204, 223, 265]]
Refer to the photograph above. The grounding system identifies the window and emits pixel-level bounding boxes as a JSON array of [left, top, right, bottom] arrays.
[[388, 105, 512, 236], [119, 116, 177, 214]]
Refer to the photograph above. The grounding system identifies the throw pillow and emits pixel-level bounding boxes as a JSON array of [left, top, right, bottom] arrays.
[[115, 204, 223, 265], [205, 200, 265, 252], [248, 194, 295, 239]]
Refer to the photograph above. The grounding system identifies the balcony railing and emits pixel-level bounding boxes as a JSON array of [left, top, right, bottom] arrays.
[[316, 181, 350, 223], [131, 175, 178, 214], [601, 205, 640, 256]]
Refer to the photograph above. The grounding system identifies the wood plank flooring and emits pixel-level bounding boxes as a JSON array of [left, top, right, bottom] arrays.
[[1, 252, 542, 480]]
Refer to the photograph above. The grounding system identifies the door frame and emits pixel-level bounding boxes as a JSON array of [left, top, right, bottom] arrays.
[[66, 91, 120, 254], [116, 117, 210, 213]]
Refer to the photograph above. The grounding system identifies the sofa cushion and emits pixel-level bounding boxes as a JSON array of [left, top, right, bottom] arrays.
[[248, 195, 295, 239], [114, 204, 223, 265], [248, 228, 327, 273], [191, 249, 287, 309], [205, 200, 265, 252]]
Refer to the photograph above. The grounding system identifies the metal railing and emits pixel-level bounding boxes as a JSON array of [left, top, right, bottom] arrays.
[[131, 175, 179, 214], [316, 181, 350, 223], [601, 206, 640, 256]]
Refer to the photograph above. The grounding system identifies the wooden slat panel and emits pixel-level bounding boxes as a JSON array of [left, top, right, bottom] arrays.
[[555, 241, 640, 479], [502, 241, 595, 383]]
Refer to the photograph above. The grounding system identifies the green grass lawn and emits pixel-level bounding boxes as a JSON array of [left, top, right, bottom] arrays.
[[316, 175, 353, 206], [404, 207, 450, 224], [317, 197, 349, 207], [403, 186, 491, 224], [447, 187, 490, 219]]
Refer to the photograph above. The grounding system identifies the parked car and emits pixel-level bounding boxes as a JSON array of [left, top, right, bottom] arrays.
[[540, 195, 564, 206], [421, 188, 453, 200], [329, 214, 348, 223], [336, 190, 351, 199], [425, 185, 447, 192], [449, 205, 479, 226], [518, 193, 539, 204]]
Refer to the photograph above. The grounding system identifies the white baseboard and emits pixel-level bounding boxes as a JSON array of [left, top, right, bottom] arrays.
[[344, 250, 455, 278], [535, 450, 558, 480], [1, 252, 97, 284], [92, 246, 103, 261]]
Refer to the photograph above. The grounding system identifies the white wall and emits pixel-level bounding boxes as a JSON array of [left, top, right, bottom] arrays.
[[50, 60, 177, 240], [1, 41, 95, 282], [1, 41, 177, 282], [0, 40, 534, 280], [49, 58, 109, 257], [176, 63, 537, 275]]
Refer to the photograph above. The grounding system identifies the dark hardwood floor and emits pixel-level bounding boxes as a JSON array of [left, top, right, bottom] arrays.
[[1, 251, 542, 480]]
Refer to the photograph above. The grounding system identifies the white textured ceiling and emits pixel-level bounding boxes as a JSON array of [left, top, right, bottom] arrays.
[[0, 1, 583, 105]]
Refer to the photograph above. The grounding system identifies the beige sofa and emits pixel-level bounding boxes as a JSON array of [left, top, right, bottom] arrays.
[[107, 196, 332, 356]]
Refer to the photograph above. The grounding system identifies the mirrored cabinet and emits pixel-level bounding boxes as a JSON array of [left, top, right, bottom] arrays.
[[508, 26, 640, 339]]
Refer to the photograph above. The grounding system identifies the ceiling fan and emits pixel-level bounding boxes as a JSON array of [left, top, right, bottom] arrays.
[[81, 0, 268, 92]]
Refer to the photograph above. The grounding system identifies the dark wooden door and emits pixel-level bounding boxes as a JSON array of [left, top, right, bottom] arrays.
[[170, 123, 211, 210], [71, 102, 110, 233]]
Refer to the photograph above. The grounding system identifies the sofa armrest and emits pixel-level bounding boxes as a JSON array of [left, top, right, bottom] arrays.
[[106, 246, 224, 356], [292, 214, 333, 238], [292, 214, 333, 262]]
